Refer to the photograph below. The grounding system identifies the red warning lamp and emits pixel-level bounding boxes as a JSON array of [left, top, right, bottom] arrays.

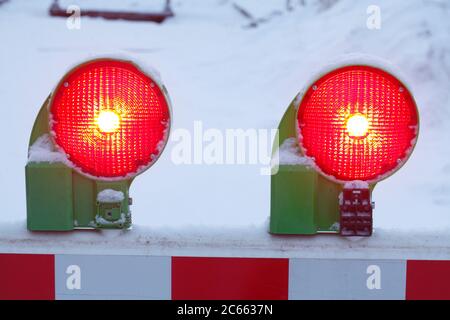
[[297, 65, 418, 183], [271, 64, 419, 236], [26, 58, 171, 230], [50, 59, 170, 179]]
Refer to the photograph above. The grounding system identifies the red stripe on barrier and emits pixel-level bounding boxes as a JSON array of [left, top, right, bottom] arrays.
[[406, 260, 450, 300], [172, 257, 289, 300], [0, 254, 55, 300]]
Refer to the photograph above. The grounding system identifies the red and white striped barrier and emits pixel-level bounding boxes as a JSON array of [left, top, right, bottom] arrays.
[[1, 253, 449, 300]]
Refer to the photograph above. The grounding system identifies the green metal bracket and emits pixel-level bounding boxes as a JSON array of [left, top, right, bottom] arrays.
[[94, 181, 131, 229], [270, 95, 375, 235], [26, 96, 132, 231]]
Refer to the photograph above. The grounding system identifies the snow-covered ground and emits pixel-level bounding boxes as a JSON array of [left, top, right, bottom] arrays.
[[0, 0, 450, 250], [1, 219, 450, 259]]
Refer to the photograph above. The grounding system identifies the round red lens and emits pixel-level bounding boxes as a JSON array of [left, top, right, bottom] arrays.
[[50, 59, 170, 179], [297, 65, 418, 182]]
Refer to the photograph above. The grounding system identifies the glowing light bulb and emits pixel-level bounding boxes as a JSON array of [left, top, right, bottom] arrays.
[[346, 114, 369, 138], [96, 110, 121, 133]]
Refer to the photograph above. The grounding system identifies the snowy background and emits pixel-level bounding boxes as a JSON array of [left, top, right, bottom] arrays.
[[0, 0, 449, 240]]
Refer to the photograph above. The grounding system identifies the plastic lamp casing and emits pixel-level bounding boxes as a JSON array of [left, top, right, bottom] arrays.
[[270, 61, 419, 235], [26, 58, 171, 231]]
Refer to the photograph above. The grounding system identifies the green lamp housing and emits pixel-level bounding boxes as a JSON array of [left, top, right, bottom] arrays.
[[26, 58, 172, 231], [270, 63, 419, 236]]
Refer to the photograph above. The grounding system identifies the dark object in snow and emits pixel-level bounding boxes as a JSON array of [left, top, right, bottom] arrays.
[[49, 0, 174, 23], [0, 0, 9, 7], [339, 186, 374, 237], [232, 2, 283, 29]]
